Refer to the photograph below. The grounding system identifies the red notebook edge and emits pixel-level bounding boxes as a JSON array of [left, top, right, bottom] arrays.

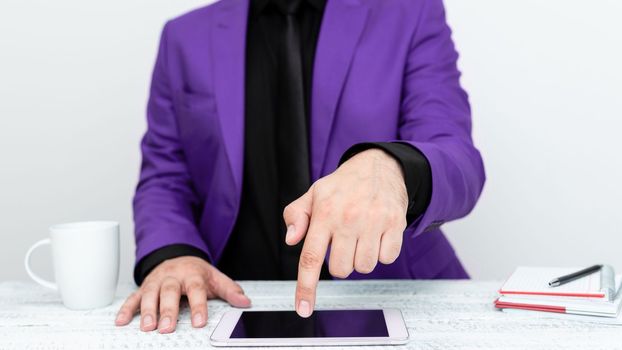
[[494, 298, 567, 314]]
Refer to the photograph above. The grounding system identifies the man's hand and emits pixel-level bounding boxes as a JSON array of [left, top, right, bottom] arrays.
[[115, 256, 251, 333], [283, 149, 409, 317]]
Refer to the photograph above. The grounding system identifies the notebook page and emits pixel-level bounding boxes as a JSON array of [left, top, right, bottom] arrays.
[[500, 267, 605, 298], [499, 274, 622, 304]]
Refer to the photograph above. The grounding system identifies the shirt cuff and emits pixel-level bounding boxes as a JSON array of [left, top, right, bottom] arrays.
[[133, 244, 210, 286], [338, 142, 432, 224]]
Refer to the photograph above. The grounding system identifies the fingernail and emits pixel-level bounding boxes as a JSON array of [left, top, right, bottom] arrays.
[[143, 315, 153, 327], [115, 313, 126, 325], [297, 300, 311, 318], [159, 317, 171, 330], [192, 313, 203, 327], [238, 293, 252, 307], [286, 225, 295, 241]]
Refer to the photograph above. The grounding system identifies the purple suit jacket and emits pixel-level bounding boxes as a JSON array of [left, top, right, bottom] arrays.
[[134, 0, 485, 280]]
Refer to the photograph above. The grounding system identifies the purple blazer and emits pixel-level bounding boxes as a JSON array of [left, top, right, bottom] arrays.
[[134, 0, 485, 280]]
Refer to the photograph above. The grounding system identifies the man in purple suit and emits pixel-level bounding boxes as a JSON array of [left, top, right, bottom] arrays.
[[115, 0, 485, 334]]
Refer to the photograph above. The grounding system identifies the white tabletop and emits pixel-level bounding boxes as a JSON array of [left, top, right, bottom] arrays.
[[1, 280, 621, 349]]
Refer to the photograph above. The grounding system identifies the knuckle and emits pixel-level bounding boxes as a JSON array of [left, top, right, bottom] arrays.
[[312, 178, 326, 191], [206, 275, 221, 293], [383, 252, 398, 264], [146, 266, 163, 279], [372, 205, 389, 219], [379, 254, 397, 265], [162, 275, 180, 284], [342, 206, 361, 224], [329, 264, 352, 279], [355, 258, 377, 274], [160, 263, 175, 275], [380, 204, 392, 216], [316, 201, 333, 218], [380, 243, 402, 264], [142, 294, 157, 305], [328, 252, 353, 278], [187, 262, 207, 275], [366, 210, 379, 223], [161, 283, 180, 295], [141, 282, 159, 295], [355, 266, 374, 274], [336, 229, 356, 240], [385, 210, 400, 224], [127, 291, 141, 302], [299, 250, 322, 270], [186, 279, 207, 293]]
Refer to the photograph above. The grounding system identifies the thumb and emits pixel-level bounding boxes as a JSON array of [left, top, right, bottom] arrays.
[[283, 186, 314, 246]]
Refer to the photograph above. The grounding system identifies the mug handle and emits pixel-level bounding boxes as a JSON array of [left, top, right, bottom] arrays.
[[24, 238, 58, 290]]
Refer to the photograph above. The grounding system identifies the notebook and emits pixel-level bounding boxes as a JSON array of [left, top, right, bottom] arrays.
[[499, 266, 616, 300], [495, 266, 621, 317]]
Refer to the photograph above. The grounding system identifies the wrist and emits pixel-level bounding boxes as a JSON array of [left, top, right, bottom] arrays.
[[352, 148, 404, 179]]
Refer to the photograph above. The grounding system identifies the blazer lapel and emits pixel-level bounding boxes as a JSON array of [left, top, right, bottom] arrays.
[[211, 0, 249, 192], [310, 0, 369, 181]]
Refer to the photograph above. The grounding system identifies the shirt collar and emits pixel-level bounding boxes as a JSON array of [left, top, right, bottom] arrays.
[[251, 0, 326, 16]]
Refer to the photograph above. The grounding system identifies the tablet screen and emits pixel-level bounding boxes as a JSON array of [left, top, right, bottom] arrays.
[[230, 310, 389, 338]]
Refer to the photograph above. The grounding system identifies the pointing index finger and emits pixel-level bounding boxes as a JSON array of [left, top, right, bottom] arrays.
[[295, 220, 330, 318]]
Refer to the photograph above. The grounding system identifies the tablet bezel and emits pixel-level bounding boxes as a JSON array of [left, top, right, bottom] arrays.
[[210, 308, 409, 347]]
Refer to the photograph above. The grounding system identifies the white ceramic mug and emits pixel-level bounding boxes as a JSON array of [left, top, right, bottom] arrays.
[[24, 221, 120, 310]]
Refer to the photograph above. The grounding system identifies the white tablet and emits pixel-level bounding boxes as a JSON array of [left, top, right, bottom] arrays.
[[210, 309, 409, 347]]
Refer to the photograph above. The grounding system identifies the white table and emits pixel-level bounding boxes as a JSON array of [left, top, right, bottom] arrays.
[[1, 280, 620, 349]]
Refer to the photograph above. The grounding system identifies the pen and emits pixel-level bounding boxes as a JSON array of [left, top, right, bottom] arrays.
[[548, 264, 603, 287]]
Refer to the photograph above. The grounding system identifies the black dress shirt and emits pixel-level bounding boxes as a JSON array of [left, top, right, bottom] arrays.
[[133, 0, 432, 285]]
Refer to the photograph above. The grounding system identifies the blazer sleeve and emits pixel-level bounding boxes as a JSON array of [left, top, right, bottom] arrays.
[[397, 0, 486, 237], [133, 22, 212, 276]]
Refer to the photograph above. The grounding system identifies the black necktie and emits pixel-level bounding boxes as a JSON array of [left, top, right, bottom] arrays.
[[275, 0, 312, 279]]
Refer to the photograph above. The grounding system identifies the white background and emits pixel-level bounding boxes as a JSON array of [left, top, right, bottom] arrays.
[[1, 0, 621, 284]]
